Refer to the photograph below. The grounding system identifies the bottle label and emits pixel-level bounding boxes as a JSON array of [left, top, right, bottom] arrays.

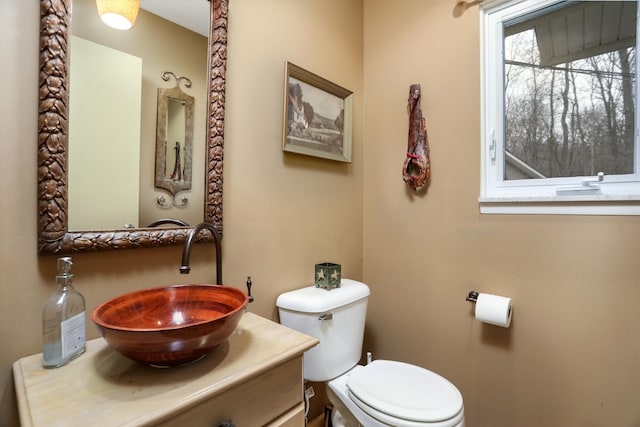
[[61, 311, 86, 358]]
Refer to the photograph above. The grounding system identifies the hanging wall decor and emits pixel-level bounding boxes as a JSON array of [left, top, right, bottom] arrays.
[[402, 84, 430, 190], [283, 62, 353, 162], [154, 71, 194, 208]]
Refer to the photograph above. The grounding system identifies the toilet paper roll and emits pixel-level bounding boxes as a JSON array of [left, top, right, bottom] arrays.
[[475, 293, 512, 328]]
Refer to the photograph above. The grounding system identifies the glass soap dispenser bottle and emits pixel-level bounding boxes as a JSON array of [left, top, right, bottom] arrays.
[[42, 256, 86, 368]]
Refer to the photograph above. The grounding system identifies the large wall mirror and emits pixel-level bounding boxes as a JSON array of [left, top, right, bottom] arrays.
[[38, 0, 227, 253]]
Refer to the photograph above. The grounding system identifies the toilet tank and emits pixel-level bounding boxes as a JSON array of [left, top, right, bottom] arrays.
[[276, 279, 370, 382]]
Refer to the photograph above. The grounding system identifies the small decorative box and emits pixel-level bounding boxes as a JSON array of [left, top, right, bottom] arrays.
[[315, 262, 341, 289]]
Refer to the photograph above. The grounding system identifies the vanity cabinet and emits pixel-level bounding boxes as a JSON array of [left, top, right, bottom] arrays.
[[13, 313, 317, 427]]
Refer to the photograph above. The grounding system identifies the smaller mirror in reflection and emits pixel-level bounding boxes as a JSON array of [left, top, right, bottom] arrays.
[[165, 98, 186, 181], [155, 72, 194, 208]]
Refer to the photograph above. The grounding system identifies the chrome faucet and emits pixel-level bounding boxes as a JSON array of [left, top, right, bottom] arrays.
[[180, 222, 222, 285]]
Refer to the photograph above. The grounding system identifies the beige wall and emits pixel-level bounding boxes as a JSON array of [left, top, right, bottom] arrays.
[[363, 1, 640, 426], [2, 0, 639, 426], [0, 1, 362, 425]]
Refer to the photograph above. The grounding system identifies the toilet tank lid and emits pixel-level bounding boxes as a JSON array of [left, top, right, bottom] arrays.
[[276, 279, 370, 313]]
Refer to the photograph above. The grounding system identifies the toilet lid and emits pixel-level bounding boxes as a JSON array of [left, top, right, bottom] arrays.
[[346, 360, 463, 423]]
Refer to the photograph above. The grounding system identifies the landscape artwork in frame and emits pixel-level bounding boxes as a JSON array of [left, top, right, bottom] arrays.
[[283, 62, 353, 162]]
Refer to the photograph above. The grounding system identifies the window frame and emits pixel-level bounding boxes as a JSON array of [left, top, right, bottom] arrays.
[[479, 0, 640, 215]]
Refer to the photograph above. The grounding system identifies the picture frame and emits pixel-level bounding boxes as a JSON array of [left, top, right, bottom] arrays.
[[283, 62, 353, 162]]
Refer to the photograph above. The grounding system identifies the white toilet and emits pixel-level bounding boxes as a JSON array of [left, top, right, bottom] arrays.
[[276, 279, 465, 427]]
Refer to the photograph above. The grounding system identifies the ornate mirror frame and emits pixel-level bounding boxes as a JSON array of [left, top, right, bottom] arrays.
[[38, 0, 227, 253]]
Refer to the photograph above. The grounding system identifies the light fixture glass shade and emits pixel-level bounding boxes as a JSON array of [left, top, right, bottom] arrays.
[[96, 0, 140, 30]]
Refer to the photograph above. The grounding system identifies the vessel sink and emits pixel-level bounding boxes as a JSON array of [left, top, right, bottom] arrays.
[[93, 284, 248, 366]]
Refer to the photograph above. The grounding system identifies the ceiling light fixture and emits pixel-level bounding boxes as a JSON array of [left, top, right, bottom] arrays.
[[96, 0, 140, 30]]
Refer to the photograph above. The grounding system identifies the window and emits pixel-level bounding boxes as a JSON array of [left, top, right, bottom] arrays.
[[480, 0, 640, 214]]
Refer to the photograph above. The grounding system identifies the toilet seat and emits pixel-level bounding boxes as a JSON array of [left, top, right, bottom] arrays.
[[346, 360, 464, 427]]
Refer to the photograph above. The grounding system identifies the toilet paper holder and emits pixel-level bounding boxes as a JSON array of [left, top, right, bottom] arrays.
[[465, 291, 479, 303]]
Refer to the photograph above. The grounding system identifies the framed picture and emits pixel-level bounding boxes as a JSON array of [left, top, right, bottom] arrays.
[[283, 62, 353, 162]]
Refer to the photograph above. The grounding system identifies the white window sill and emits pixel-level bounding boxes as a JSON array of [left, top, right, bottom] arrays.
[[479, 195, 640, 215]]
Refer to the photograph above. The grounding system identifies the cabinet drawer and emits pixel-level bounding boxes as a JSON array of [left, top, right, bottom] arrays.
[[266, 402, 305, 427], [158, 357, 303, 426]]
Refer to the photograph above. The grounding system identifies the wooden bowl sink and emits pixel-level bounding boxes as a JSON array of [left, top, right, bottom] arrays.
[[92, 284, 248, 366]]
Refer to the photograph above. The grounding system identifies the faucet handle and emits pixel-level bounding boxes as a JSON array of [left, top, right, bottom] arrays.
[[246, 276, 254, 303]]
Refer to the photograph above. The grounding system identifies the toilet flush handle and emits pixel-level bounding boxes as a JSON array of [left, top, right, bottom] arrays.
[[318, 312, 333, 321]]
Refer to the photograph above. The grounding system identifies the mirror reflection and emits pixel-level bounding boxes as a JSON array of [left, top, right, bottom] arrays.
[[165, 99, 187, 181], [155, 72, 194, 209], [69, 0, 208, 230]]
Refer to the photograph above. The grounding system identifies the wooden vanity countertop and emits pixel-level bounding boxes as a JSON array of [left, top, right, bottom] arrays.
[[13, 312, 318, 427]]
